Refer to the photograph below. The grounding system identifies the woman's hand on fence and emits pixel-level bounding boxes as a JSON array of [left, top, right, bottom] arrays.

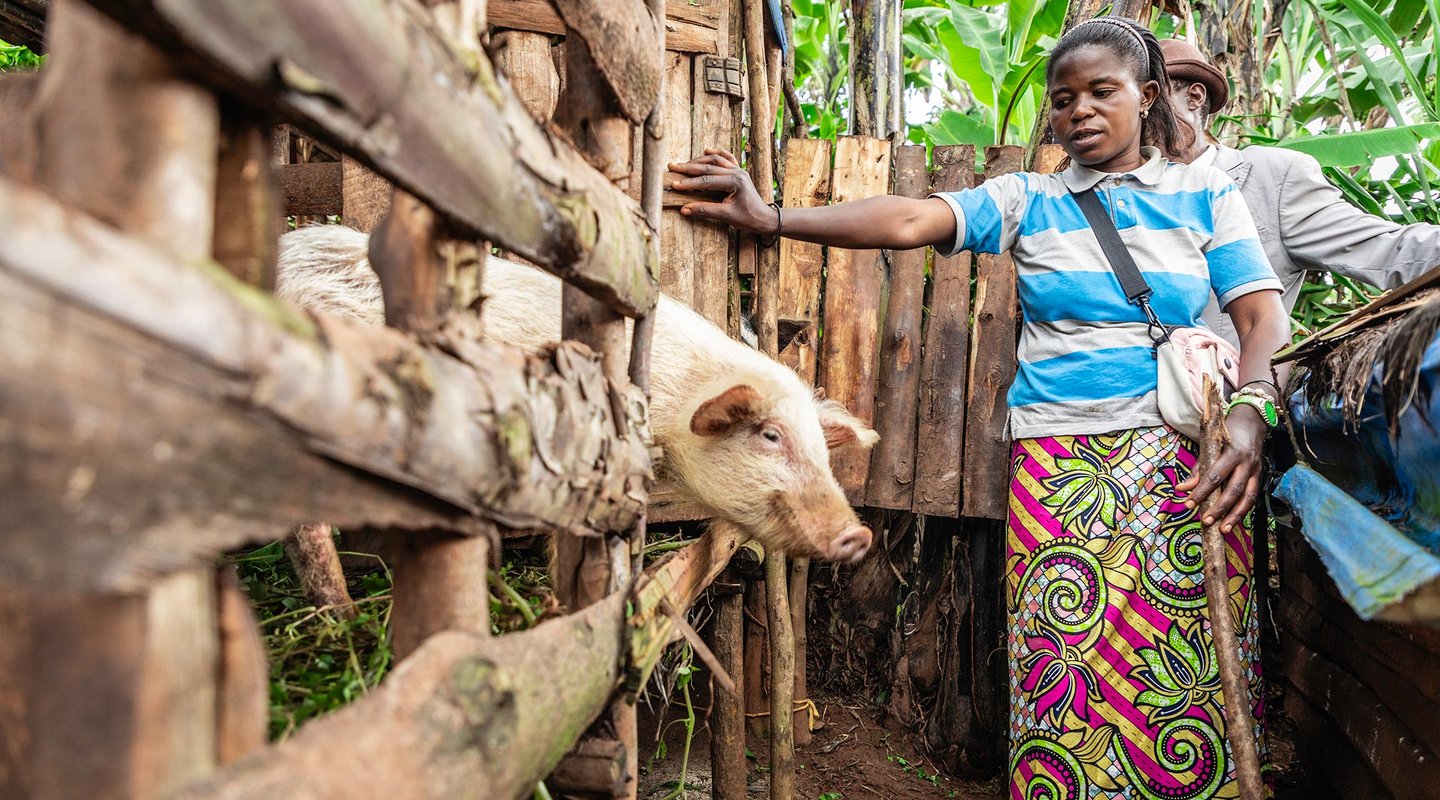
[[668, 148, 777, 236], [1176, 410, 1268, 533]]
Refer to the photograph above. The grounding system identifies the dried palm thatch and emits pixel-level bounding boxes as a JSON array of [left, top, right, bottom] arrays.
[[1285, 278, 1440, 439]]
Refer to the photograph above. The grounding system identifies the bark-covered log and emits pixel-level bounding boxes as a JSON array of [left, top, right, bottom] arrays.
[[171, 592, 629, 800], [0, 174, 653, 591], [81, 0, 659, 317], [551, 0, 662, 124], [170, 526, 736, 800], [489, 0, 721, 55], [864, 144, 928, 509], [627, 524, 743, 692], [912, 145, 974, 517], [709, 571, 746, 800], [213, 107, 281, 291]]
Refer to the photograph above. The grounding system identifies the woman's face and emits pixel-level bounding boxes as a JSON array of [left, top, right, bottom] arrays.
[[1048, 44, 1158, 172]]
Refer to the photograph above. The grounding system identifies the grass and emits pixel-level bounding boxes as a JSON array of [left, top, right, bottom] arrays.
[[0, 39, 42, 72], [231, 537, 394, 741], [233, 533, 558, 740]]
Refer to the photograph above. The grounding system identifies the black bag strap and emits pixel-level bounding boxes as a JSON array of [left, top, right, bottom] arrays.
[[1072, 186, 1170, 346]]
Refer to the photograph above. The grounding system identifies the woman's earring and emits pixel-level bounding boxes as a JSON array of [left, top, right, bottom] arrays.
[[1141, 107, 1150, 119]]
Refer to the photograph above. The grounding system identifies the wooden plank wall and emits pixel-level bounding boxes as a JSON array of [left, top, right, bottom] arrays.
[[1280, 532, 1440, 799], [763, 138, 1031, 519], [820, 137, 891, 502]]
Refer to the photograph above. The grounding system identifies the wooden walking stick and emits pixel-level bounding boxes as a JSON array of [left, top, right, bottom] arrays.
[[1197, 375, 1266, 800]]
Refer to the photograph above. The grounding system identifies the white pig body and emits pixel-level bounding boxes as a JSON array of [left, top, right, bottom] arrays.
[[276, 225, 876, 562]]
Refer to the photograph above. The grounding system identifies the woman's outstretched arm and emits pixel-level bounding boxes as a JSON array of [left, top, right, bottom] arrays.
[[668, 148, 957, 251]]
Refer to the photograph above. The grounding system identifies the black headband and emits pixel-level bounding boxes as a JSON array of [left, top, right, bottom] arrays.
[[1077, 18, 1150, 73]]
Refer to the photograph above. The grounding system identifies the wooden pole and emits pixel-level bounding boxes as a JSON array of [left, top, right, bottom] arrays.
[[744, 3, 794, 794], [368, 187, 495, 660], [709, 566, 748, 800], [766, 553, 796, 798], [788, 556, 811, 747], [554, 24, 644, 799], [1, 3, 225, 795], [743, 0, 777, 352], [1197, 376, 1266, 800]]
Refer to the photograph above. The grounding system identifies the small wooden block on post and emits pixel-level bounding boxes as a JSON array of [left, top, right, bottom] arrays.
[[913, 144, 976, 517], [690, 45, 738, 329], [961, 145, 1022, 520]]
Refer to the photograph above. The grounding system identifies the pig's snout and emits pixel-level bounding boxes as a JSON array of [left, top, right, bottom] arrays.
[[826, 525, 873, 563]]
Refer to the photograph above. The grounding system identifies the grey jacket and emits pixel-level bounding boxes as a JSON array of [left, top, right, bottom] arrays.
[[1201, 143, 1440, 344]]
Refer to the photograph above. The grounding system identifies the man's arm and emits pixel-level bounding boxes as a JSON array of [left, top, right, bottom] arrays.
[[1275, 149, 1440, 288]]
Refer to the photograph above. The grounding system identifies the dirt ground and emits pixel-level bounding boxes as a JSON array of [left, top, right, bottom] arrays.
[[638, 691, 1001, 799], [638, 684, 1318, 799]]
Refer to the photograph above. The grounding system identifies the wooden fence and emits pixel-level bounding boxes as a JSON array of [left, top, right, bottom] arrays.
[[0, 0, 748, 798], [0, 0, 1062, 797]]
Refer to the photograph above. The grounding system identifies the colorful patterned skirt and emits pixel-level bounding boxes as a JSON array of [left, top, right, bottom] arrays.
[[1006, 426, 1266, 799]]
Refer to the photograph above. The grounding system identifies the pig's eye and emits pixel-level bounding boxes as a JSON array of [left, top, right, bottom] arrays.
[[761, 428, 781, 443]]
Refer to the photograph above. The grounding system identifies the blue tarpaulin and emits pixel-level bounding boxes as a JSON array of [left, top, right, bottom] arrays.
[[1281, 332, 1440, 618]]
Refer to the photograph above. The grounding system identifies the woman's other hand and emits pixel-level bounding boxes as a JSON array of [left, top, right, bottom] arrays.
[[1176, 407, 1268, 533], [668, 148, 776, 236]]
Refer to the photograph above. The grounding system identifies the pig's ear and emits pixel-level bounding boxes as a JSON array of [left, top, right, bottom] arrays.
[[817, 399, 879, 451], [691, 385, 765, 436]]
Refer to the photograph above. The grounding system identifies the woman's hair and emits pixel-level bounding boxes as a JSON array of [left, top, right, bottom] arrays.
[[1044, 16, 1189, 158]]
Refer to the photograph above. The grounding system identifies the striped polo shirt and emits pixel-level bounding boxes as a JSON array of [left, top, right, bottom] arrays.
[[932, 147, 1280, 438]]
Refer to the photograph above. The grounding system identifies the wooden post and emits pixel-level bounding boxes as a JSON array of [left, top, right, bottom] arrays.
[[787, 555, 811, 747], [912, 145, 975, 517], [283, 524, 356, 617], [819, 136, 891, 500], [710, 568, 748, 800], [659, 50, 697, 307], [864, 144, 928, 510], [0, 3, 224, 795], [368, 188, 496, 659], [214, 566, 269, 765], [766, 553, 795, 798], [776, 138, 831, 384], [689, 0, 737, 328], [848, 0, 901, 140], [554, 23, 644, 799], [493, 30, 561, 123], [212, 106, 280, 290], [1197, 377, 1265, 800], [961, 145, 1022, 519]]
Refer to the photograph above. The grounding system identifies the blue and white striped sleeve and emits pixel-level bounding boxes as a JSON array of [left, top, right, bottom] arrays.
[[929, 173, 1030, 257], [1202, 171, 1281, 309]]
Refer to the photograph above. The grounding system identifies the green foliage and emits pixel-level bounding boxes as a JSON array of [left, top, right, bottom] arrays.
[[789, 0, 1067, 149], [1202, 0, 1440, 334], [646, 646, 700, 800], [0, 39, 42, 71], [232, 538, 393, 741]]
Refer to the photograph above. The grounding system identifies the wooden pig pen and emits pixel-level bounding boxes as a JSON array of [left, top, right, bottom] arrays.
[[0, 0, 1065, 797]]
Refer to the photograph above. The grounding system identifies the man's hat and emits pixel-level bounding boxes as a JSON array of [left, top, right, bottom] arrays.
[[1159, 39, 1229, 114]]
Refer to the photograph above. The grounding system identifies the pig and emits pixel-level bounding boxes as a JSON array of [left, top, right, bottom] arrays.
[[276, 225, 877, 563]]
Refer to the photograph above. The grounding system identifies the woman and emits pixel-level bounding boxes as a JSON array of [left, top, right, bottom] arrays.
[[669, 16, 1290, 799]]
